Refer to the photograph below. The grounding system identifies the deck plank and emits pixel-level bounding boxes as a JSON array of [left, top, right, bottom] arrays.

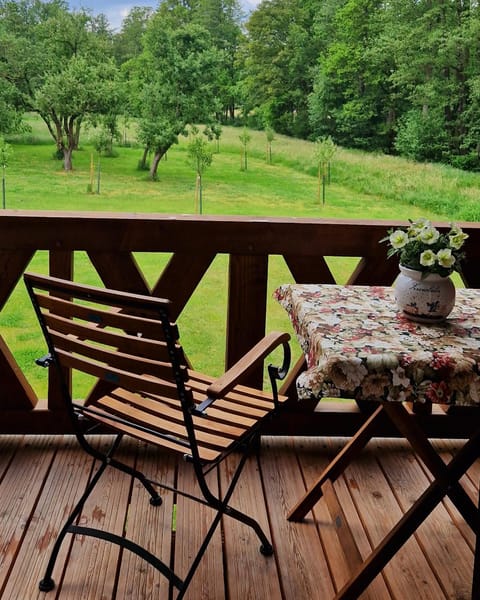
[[0, 436, 56, 593], [221, 451, 283, 600], [1, 436, 92, 600], [377, 439, 473, 600], [57, 437, 133, 599], [175, 456, 224, 600], [340, 438, 447, 599], [0, 435, 477, 600], [296, 437, 391, 599], [260, 436, 337, 600], [116, 440, 176, 600]]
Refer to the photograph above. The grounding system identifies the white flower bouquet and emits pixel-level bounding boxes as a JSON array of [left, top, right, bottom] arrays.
[[382, 218, 468, 277]]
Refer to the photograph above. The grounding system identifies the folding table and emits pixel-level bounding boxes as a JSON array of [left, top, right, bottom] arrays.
[[275, 283, 480, 599]]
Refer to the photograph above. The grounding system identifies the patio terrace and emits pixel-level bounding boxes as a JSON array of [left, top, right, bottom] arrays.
[[0, 434, 476, 599]]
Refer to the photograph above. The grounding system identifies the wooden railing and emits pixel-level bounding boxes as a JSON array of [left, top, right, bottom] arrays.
[[1, 211, 480, 436]]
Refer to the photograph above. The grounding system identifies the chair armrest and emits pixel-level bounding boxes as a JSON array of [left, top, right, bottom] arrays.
[[206, 331, 290, 399]]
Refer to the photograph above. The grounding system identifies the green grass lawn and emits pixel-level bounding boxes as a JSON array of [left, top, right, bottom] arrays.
[[3, 116, 479, 396]]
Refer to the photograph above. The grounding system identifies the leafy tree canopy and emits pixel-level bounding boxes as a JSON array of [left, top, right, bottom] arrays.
[[132, 10, 222, 179]]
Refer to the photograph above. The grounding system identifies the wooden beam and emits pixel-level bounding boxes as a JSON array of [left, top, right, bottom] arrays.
[[0, 336, 37, 409], [152, 252, 216, 320], [226, 254, 268, 386]]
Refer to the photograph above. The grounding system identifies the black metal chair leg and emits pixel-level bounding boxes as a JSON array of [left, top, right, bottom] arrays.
[[177, 459, 273, 600], [198, 449, 273, 554], [78, 433, 163, 506], [107, 456, 162, 505]]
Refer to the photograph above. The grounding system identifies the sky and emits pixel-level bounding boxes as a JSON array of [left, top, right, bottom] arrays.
[[69, 1, 261, 31]]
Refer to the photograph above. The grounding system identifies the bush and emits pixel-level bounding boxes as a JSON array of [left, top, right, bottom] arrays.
[[395, 109, 448, 162], [449, 153, 480, 172]]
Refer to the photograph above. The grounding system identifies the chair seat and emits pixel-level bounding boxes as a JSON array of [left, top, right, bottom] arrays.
[[90, 378, 288, 463]]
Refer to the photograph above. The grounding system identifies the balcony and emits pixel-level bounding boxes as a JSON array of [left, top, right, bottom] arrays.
[[0, 212, 478, 598]]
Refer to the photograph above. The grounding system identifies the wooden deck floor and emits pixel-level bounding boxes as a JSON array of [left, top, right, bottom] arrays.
[[0, 434, 477, 600]]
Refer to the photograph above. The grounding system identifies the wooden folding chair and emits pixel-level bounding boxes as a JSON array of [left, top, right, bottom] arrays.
[[288, 400, 480, 599], [24, 273, 291, 599]]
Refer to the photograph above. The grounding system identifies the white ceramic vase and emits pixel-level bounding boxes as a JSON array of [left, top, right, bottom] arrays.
[[395, 265, 456, 323]]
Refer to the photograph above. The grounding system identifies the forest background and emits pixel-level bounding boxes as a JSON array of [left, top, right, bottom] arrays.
[[2, 0, 480, 179]]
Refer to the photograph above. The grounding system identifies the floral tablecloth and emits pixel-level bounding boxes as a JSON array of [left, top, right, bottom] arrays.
[[274, 284, 480, 406]]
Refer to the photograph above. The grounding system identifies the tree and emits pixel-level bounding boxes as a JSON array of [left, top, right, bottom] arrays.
[[133, 13, 222, 180], [385, 0, 480, 166], [314, 135, 336, 204], [204, 122, 222, 152], [113, 6, 153, 65], [265, 126, 275, 164], [0, 82, 22, 135], [193, 0, 243, 121], [35, 56, 120, 170], [239, 126, 250, 171], [0, 3, 120, 170], [0, 136, 11, 209], [308, 0, 396, 152], [187, 128, 213, 213], [239, 0, 320, 136]]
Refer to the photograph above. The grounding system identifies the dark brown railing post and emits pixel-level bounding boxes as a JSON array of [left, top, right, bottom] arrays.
[[48, 250, 74, 410], [226, 254, 268, 388]]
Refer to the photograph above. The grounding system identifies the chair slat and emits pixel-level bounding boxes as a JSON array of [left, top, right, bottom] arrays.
[[96, 395, 234, 450], [112, 388, 248, 438], [36, 292, 169, 340], [189, 370, 278, 408], [49, 329, 177, 381], [43, 312, 174, 363], [87, 406, 220, 462], [56, 349, 181, 399]]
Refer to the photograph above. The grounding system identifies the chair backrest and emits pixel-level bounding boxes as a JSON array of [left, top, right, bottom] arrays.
[[24, 273, 203, 452]]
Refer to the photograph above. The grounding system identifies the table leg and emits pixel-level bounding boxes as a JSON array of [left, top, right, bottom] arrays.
[[383, 401, 478, 530], [473, 485, 480, 600], [287, 404, 384, 521], [334, 426, 480, 599]]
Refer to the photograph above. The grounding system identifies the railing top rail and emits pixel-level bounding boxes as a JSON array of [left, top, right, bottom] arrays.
[[2, 211, 479, 256]]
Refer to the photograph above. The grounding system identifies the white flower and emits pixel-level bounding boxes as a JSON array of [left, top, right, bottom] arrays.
[[410, 218, 430, 233], [418, 226, 440, 245], [437, 248, 456, 268], [420, 249, 436, 267], [449, 231, 468, 250], [382, 218, 467, 276], [449, 223, 464, 236], [389, 230, 409, 249]]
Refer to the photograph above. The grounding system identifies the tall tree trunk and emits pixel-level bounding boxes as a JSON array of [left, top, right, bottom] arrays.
[[150, 151, 162, 180], [63, 147, 73, 171], [73, 118, 82, 150], [149, 146, 169, 180]]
